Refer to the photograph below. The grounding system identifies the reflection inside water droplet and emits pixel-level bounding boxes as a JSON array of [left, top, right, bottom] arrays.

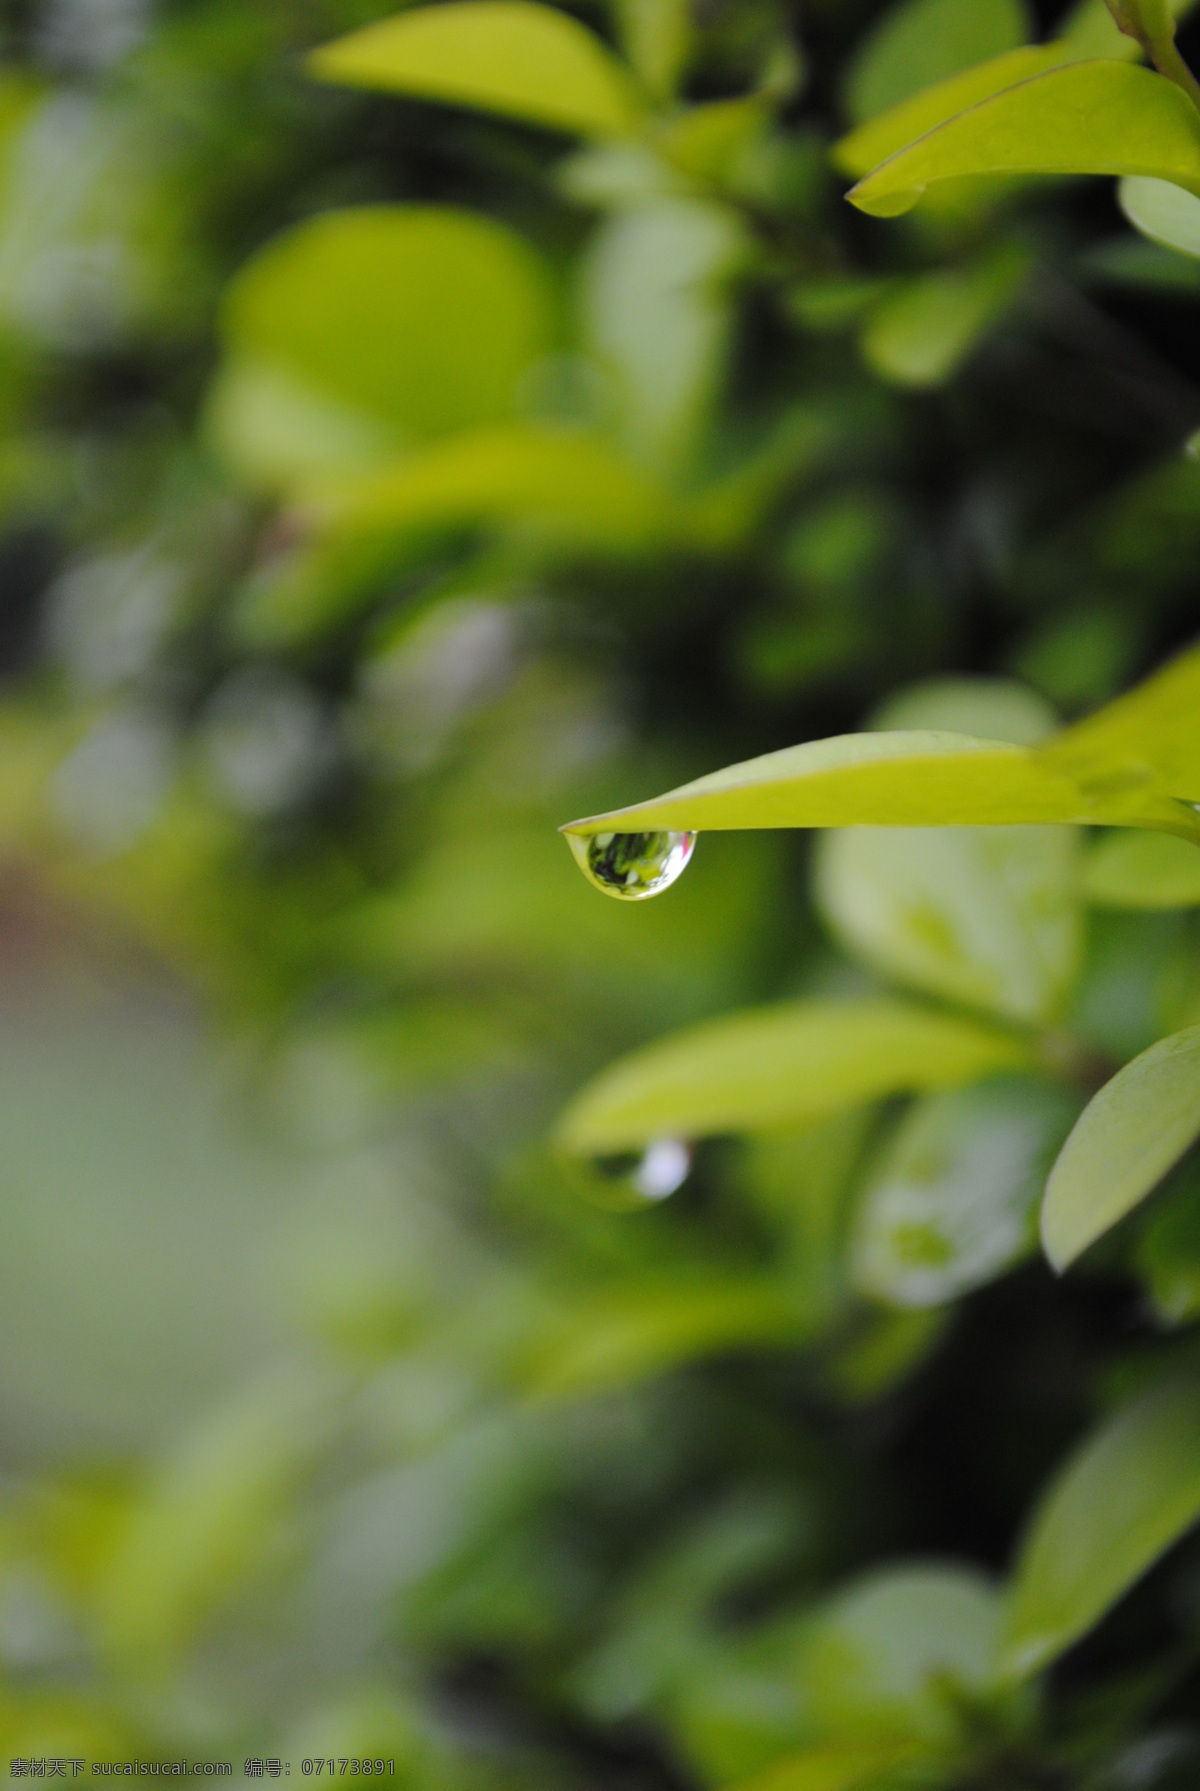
[[567, 829, 696, 900], [632, 1138, 692, 1201]]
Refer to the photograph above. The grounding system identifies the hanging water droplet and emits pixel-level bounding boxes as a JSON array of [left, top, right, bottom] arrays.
[[566, 828, 696, 900], [631, 1138, 692, 1201]]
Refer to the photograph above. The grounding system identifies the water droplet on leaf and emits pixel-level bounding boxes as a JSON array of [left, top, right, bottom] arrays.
[[632, 1138, 692, 1201], [567, 829, 696, 900]]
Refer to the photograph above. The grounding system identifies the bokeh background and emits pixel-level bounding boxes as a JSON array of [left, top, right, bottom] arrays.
[[1, 0, 1200, 1782]]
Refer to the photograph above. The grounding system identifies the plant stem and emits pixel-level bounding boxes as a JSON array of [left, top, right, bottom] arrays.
[[1105, 0, 1200, 114]]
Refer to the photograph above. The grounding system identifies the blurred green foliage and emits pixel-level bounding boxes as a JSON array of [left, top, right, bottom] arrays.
[[2, 0, 1200, 1785]]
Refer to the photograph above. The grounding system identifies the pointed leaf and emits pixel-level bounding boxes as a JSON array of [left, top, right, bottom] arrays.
[[1002, 1371, 1200, 1676], [844, 0, 1030, 126], [562, 731, 1106, 837], [848, 62, 1200, 219], [309, 1, 641, 138], [1084, 828, 1200, 907], [835, 45, 1069, 179], [1041, 1022, 1200, 1269], [556, 998, 1031, 1154], [562, 642, 1200, 839]]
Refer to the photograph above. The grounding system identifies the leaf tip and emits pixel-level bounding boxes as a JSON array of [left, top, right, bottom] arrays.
[[845, 177, 925, 217]]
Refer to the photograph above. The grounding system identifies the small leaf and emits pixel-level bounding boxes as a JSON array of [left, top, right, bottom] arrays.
[[309, 1, 641, 139], [1083, 828, 1200, 907], [834, 46, 1070, 180], [848, 62, 1200, 219], [556, 998, 1031, 1154], [861, 246, 1028, 389], [1041, 1022, 1200, 1269], [1120, 172, 1200, 256], [1002, 1370, 1200, 1676], [843, 0, 1031, 126]]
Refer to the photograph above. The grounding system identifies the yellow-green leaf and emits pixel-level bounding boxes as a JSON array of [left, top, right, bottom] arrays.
[[1083, 827, 1200, 907], [848, 62, 1200, 219], [1041, 1022, 1200, 1269], [560, 641, 1200, 839], [834, 46, 1068, 180], [556, 998, 1031, 1154], [1002, 1371, 1200, 1677], [562, 731, 1101, 837], [308, 1, 641, 138], [843, 0, 1031, 128]]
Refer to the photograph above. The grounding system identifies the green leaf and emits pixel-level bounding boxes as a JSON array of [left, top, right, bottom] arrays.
[[1041, 1022, 1200, 1269], [861, 246, 1028, 389], [847, 63, 1200, 219], [1119, 172, 1200, 256], [580, 198, 746, 470], [834, 46, 1069, 180], [556, 998, 1031, 1154], [853, 1080, 1079, 1307], [209, 206, 552, 490], [815, 823, 1080, 1024], [1002, 1370, 1200, 1676], [561, 732, 1106, 837], [561, 642, 1200, 839], [1083, 828, 1200, 907], [843, 0, 1031, 127], [308, 1, 641, 139]]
